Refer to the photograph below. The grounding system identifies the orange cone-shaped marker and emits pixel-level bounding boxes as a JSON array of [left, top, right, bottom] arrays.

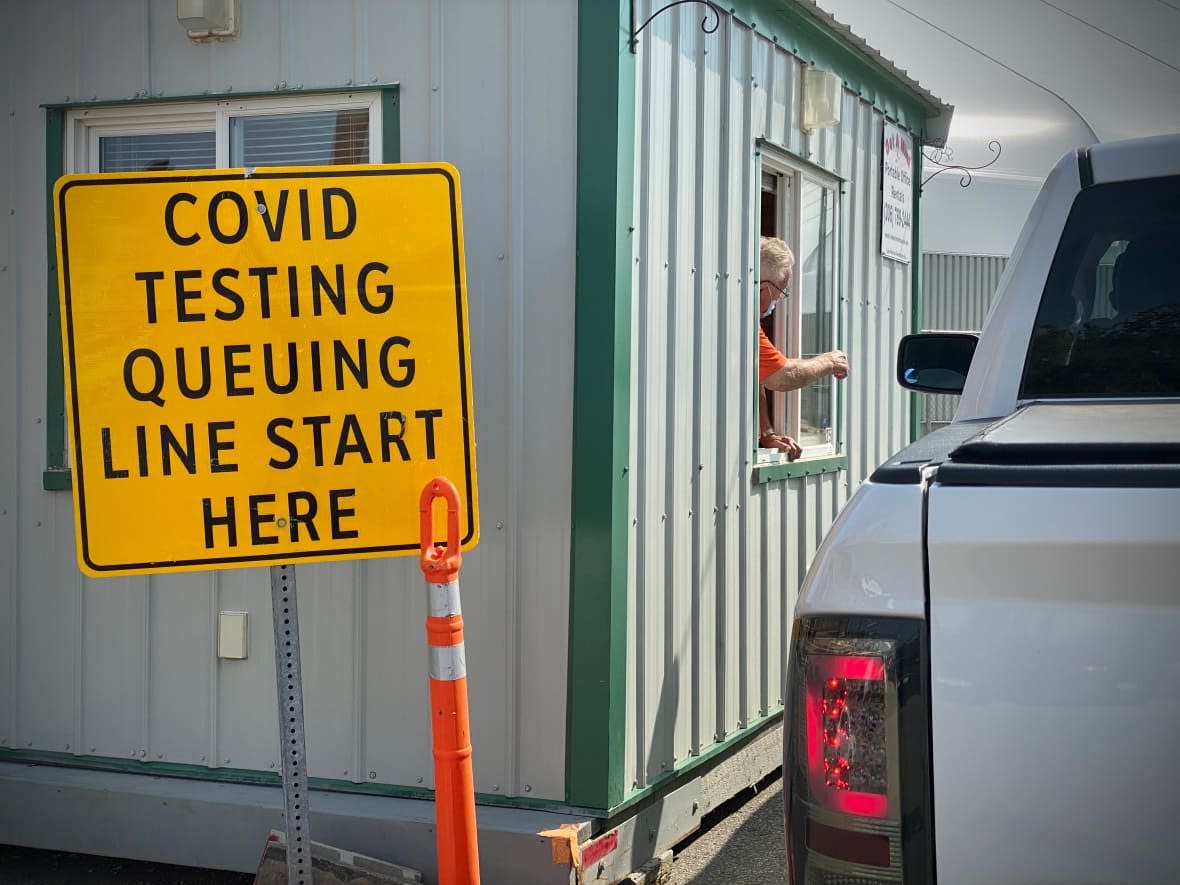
[[419, 477, 480, 885]]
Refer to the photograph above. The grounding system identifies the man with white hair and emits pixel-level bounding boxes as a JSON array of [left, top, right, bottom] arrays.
[[757, 236, 849, 460]]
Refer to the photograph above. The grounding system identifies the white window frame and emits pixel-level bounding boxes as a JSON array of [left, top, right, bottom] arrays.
[[756, 145, 841, 463], [65, 91, 383, 174]]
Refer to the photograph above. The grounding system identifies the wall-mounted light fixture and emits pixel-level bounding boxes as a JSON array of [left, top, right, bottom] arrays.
[[177, 0, 237, 41], [803, 68, 842, 132]]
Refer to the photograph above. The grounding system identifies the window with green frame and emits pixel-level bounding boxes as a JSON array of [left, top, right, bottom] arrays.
[[43, 87, 400, 490], [755, 144, 846, 482]]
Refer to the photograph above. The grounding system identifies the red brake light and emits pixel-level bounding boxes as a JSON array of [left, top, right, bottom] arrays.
[[805, 653, 889, 818], [785, 618, 933, 884]]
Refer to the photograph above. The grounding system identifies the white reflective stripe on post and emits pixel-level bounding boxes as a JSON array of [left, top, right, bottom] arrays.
[[427, 580, 462, 618], [430, 643, 468, 681]]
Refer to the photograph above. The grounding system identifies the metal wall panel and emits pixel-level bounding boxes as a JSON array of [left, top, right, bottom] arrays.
[[0, 0, 576, 802], [919, 253, 1008, 434], [627, 6, 915, 794]]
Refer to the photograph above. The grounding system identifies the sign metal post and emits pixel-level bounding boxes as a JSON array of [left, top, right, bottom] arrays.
[[270, 563, 311, 885]]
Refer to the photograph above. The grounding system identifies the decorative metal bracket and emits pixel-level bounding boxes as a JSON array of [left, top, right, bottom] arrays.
[[630, 0, 723, 53], [921, 140, 1003, 192]]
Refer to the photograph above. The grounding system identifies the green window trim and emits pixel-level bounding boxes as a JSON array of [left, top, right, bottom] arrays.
[[753, 454, 847, 484], [41, 85, 401, 491]]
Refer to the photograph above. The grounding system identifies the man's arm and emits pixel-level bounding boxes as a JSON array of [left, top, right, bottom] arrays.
[[762, 350, 849, 392]]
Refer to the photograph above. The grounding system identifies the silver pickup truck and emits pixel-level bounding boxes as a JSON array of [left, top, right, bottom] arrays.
[[783, 133, 1180, 884]]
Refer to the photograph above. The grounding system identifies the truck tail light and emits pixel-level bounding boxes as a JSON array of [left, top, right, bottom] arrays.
[[784, 617, 934, 884]]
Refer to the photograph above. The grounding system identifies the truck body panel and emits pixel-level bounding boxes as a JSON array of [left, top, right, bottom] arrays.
[[927, 481, 1180, 884]]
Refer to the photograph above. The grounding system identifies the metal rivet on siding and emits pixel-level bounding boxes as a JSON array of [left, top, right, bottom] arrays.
[[493, 784, 500, 791], [524, 784, 532, 793], [346, 78, 353, 86], [200, 755, 206, 761], [497, 254, 504, 260], [417, 776, 424, 783], [89, 746, 96, 753], [64, 743, 70, 750], [496, 522, 504, 530], [369, 771, 377, 779]]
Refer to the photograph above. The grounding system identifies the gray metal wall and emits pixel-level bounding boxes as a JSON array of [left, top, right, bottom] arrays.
[[625, 5, 915, 792], [919, 252, 1008, 434], [0, 0, 576, 803]]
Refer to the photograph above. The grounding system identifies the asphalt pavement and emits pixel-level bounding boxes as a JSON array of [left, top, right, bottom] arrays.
[[669, 771, 785, 884]]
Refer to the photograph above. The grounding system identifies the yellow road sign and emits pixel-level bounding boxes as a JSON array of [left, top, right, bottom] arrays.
[[55, 164, 478, 576]]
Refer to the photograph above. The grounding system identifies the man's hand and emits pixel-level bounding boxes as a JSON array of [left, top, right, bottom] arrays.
[[826, 350, 849, 380], [759, 431, 802, 461]]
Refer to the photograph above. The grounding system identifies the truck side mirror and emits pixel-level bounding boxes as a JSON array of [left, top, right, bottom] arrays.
[[896, 332, 979, 394]]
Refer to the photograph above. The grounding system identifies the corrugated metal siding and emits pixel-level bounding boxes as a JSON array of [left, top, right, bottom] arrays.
[[919, 253, 1008, 434], [0, 0, 576, 802], [626, 6, 914, 793]]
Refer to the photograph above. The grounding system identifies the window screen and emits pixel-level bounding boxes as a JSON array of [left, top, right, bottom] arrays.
[[99, 132, 215, 171], [1022, 176, 1180, 398], [229, 110, 369, 167]]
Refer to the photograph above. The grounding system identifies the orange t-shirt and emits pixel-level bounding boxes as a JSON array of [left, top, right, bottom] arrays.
[[759, 328, 788, 381]]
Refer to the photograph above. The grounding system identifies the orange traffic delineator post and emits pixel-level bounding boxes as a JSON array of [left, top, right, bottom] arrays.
[[419, 477, 480, 885]]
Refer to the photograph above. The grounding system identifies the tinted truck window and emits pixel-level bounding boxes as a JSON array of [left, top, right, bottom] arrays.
[[1022, 175, 1180, 398]]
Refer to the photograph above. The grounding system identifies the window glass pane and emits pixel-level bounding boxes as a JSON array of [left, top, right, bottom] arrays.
[[798, 180, 837, 446], [1022, 176, 1180, 398], [99, 132, 215, 171], [229, 110, 370, 166]]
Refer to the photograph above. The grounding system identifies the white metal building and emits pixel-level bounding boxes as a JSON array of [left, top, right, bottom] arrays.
[[0, 2, 949, 881]]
